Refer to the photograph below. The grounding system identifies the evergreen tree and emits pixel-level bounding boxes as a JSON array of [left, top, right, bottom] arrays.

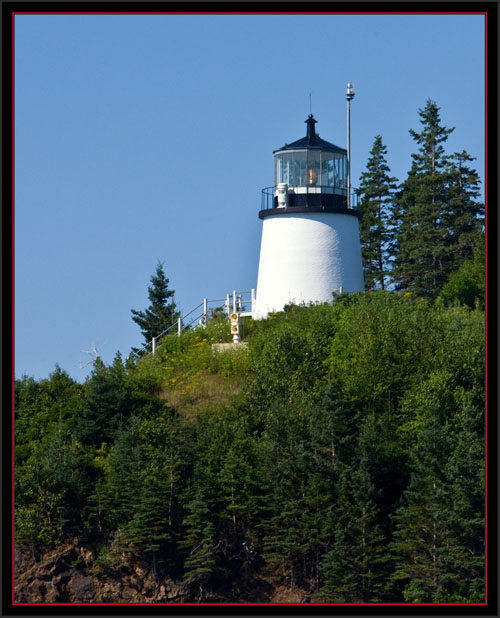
[[318, 413, 390, 603], [438, 233, 485, 309], [441, 396, 485, 602], [358, 135, 398, 290], [217, 421, 262, 554], [14, 369, 87, 552], [391, 99, 454, 296], [131, 262, 179, 352], [135, 408, 191, 567], [180, 492, 220, 600], [123, 474, 171, 580], [15, 367, 83, 460], [259, 405, 316, 586], [390, 405, 451, 601], [319, 464, 388, 602], [94, 422, 144, 530], [74, 354, 132, 447], [261, 391, 356, 588], [390, 394, 485, 603], [443, 150, 484, 265]]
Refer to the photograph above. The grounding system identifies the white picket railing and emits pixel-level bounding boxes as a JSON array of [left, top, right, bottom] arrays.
[[136, 289, 255, 357]]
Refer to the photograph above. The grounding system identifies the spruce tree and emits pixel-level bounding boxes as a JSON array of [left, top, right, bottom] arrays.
[[358, 135, 398, 290], [391, 99, 454, 296], [438, 233, 485, 309], [96, 422, 144, 530], [259, 408, 308, 586], [318, 412, 390, 603], [390, 405, 451, 602], [390, 397, 485, 603], [131, 261, 179, 351], [180, 492, 220, 600], [74, 354, 131, 447], [123, 474, 171, 580], [440, 395, 485, 602], [443, 150, 484, 266], [319, 463, 388, 603], [217, 422, 261, 555]]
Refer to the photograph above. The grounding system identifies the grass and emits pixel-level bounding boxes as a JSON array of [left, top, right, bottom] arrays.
[[138, 321, 250, 417]]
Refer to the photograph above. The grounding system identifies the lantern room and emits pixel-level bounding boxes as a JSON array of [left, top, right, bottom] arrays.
[[260, 115, 355, 214], [274, 115, 347, 189]]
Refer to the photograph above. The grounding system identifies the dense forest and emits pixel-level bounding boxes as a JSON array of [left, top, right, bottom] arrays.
[[13, 100, 486, 604]]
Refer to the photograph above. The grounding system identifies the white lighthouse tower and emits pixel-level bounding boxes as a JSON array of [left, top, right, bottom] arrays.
[[253, 111, 364, 318]]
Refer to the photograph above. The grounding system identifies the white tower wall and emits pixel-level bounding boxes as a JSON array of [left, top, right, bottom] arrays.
[[254, 211, 364, 318]]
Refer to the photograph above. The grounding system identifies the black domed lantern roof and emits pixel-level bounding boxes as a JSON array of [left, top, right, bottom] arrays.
[[274, 114, 346, 154]]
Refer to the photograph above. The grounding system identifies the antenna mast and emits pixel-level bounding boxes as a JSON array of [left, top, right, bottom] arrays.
[[346, 83, 355, 208]]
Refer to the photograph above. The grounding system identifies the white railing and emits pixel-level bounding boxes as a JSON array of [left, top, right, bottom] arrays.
[[136, 289, 255, 356]]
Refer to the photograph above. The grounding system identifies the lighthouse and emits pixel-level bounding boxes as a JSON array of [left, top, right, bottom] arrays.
[[253, 110, 364, 318]]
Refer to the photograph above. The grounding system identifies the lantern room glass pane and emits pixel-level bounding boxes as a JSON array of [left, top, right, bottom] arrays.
[[275, 150, 347, 189], [275, 151, 306, 186], [321, 153, 334, 186], [334, 153, 346, 188], [293, 152, 307, 186], [306, 151, 320, 186], [275, 153, 292, 185]]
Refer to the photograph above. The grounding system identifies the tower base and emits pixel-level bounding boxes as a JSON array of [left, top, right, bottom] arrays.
[[254, 211, 364, 318]]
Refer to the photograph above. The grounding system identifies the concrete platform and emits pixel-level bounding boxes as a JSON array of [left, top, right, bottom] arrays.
[[211, 342, 248, 354]]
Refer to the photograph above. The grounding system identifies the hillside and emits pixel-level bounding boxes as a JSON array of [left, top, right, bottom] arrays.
[[14, 292, 485, 604]]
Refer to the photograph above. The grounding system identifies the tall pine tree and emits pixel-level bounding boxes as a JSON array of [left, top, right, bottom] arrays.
[[180, 492, 220, 600], [391, 99, 454, 297], [131, 262, 179, 351], [390, 394, 485, 603], [318, 412, 390, 603], [319, 463, 389, 603], [123, 474, 172, 581], [358, 135, 398, 290], [74, 354, 131, 447], [443, 150, 484, 266]]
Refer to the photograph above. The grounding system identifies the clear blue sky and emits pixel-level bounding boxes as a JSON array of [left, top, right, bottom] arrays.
[[14, 13, 486, 381]]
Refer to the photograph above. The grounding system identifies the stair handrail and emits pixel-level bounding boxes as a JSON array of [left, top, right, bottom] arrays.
[[137, 288, 255, 356]]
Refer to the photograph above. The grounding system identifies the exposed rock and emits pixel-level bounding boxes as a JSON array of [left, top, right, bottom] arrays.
[[120, 586, 139, 602], [43, 583, 61, 603], [79, 547, 95, 567], [270, 584, 309, 604], [14, 539, 309, 604], [30, 579, 46, 599], [68, 572, 95, 603]]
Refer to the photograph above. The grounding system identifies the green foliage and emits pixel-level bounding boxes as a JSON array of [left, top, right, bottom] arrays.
[[15, 366, 83, 462], [15, 292, 485, 603], [390, 398, 484, 603], [443, 152, 484, 265], [319, 463, 389, 602], [180, 491, 221, 598], [390, 100, 452, 296], [202, 311, 255, 344], [327, 291, 435, 414], [390, 99, 483, 298], [245, 303, 336, 412], [438, 233, 485, 309], [14, 368, 88, 551], [131, 261, 180, 352], [75, 352, 162, 448], [358, 135, 398, 290]]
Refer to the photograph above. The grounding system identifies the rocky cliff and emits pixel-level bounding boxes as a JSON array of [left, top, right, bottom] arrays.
[[14, 538, 309, 604]]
